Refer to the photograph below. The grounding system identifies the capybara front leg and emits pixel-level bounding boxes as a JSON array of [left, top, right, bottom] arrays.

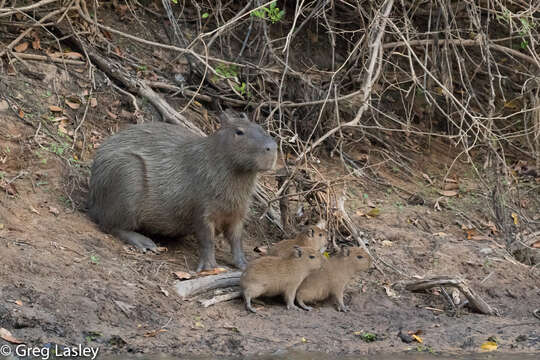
[[226, 221, 247, 270], [196, 221, 217, 272]]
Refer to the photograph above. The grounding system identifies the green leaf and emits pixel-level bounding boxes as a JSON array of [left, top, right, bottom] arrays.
[[171, 0, 178, 3], [90, 255, 100, 264], [202, 12, 209, 19]]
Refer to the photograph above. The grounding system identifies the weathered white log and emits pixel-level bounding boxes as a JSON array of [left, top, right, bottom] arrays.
[[198, 290, 242, 308], [174, 271, 242, 299]]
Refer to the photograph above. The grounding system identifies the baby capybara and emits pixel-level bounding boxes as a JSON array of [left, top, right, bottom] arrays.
[[296, 247, 371, 312], [240, 246, 323, 313], [88, 110, 277, 271], [267, 224, 328, 256]]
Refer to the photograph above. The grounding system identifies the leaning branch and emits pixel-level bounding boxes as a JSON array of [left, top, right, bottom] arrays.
[[383, 38, 540, 68], [405, 276, 500, 316]]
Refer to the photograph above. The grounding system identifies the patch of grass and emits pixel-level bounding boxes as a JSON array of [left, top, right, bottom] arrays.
[[48, 142, 68, 156], [415, 345, 435, 354], [35, 150, 48, 164], [215, 64, 239, 79], [85, 331, 102, 342], [59, 195, 72, 208]]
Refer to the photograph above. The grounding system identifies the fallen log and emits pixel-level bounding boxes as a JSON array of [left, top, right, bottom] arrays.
[[174, 271, 242, 299], [405, 276, 499, 316], [198, 290, 242, 308]]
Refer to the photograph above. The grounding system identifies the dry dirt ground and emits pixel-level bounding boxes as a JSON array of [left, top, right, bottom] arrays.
[[0, 60, 539, 359]]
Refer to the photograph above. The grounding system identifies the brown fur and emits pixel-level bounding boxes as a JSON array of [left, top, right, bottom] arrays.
[[240, 246, 323, 313], [296, 247, 371, 312], [267, 225, 328, 257]]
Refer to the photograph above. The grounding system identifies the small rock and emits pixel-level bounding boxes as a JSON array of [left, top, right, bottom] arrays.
[[479, 248, 493, 255], [397, 330, 413, 343], [0, 100, 8, 112]]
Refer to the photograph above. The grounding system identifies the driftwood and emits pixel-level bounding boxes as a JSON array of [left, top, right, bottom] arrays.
[[405, 276, 499, 316], [174, 271, 242, 299], [198, 290, 242, 308]]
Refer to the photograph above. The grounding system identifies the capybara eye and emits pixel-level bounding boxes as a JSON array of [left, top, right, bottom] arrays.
[[236, 129, 245, 135], [309, 255, 315, 259], [357, 255, 363, 259], [318, 233, 322, 236]]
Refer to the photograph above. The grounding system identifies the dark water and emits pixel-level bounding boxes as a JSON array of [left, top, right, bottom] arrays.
[[101, 351, 538, 360]]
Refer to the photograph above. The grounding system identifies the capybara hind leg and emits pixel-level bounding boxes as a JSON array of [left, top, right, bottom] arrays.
[[243, 294, 257, 313], [113, 229, 158, 253]]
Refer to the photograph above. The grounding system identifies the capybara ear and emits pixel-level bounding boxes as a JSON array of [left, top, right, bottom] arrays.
[[315, 219, 327, 229], [218, 109, 236, 126], [240, 112, 250, 122], [294, 245, 303, 258], [342, 247, 350, 257]]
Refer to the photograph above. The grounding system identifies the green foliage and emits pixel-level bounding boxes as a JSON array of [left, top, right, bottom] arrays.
[[59, 195, 72, 208], [496, 8, 536, 49], [48, 142, 68, 156], [85, 332, 102, 343], [360, 332, 377, 342], [202, 12, 209, 19], [35, 150, 48, 164], [234, 82, 248, 96], [415, 345, 435, 354], [215, 64, 238, 79], [90, 255, 100, 264], [251, 1, 285, 24]]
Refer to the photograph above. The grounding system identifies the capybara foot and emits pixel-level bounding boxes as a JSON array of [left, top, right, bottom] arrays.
[[286, 303, 301, 311], [196, 258, 218, 272], [234, 253, 248, 270], [245, 298, 257, 313], [114, 230, 158, 253], [337, 304, 350, 312], [298, 301, 313, 311]]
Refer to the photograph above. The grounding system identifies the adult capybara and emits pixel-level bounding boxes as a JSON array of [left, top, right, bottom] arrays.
[[267, 224, 328, 257], [87, 110, 277, 271], [240, 246, 323, 313], [296, 247, 371, 312]]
